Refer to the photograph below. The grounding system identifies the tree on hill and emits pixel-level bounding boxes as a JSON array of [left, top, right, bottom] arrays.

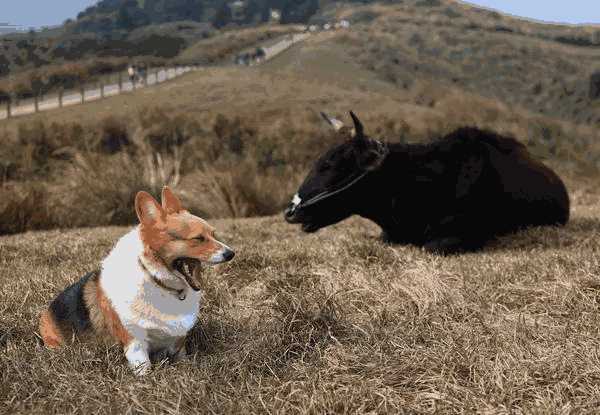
[[281, 0, 319, 24], [214, 3, 232, 28], [116, 4, 135, 29]]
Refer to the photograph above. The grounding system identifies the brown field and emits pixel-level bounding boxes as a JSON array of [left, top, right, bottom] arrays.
[[2, 179, 600, 413], [2, 1, 600, 413]]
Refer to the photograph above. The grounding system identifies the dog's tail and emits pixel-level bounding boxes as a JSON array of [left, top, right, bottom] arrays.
[[39, 309, 64, 348]]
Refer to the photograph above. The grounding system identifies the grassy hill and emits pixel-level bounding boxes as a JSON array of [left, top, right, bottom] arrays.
[[2, 8, 600, 233], [0, 0, 341, 83], [3, 185, 600, 413], [3, 2, 600, 413], [330, 0, 600, 126]]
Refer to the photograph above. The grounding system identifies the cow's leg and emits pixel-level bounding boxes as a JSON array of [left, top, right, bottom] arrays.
[[422, 214, 490, 255], [423, 236, 487, 255], [379, 229, 413, 245], [167, 337, 187, 363]]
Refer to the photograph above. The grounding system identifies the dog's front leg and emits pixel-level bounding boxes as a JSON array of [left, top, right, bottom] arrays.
[[167, 337, 187, 363], [124, 340, 151, 376]]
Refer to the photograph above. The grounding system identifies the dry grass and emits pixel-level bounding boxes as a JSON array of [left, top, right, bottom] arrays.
[[3, 3, 600, 413], [2, 178, 600, 413], [334, 0, 600, 127]]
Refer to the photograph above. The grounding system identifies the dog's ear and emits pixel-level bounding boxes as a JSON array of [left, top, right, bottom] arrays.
[[161, 186, 183, 215], [135, 191, 165, 226]]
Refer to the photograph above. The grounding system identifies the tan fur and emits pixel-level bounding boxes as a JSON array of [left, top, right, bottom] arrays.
[[39, 309, 64, 348], [82, 272, 120, 344], [92, 277, 132, 346]]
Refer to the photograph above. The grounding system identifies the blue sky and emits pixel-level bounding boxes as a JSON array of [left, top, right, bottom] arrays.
[[463, 0, 599, 25], [0, 0, 598, 28], [1, 0, 97, 28]]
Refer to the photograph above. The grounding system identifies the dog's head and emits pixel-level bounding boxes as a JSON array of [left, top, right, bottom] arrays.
[[134, 186, 235, 291]]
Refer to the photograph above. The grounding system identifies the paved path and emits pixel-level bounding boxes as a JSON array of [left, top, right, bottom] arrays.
[[261, 33, 310, 61], [0, 30, 312, 122]]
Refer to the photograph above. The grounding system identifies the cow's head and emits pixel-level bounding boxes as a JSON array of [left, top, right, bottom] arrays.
[[284, 111, 388, 233]]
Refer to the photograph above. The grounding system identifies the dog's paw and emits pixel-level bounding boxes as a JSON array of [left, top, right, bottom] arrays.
[[131, 361, 151, 376]]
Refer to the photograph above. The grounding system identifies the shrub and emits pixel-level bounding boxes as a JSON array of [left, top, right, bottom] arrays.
[[0, 182, 56, 235], [55, 152, 159, 228], [97, 116, 131, 154], [213, 113, 256, 156], [181, 160, 301, 219], [137, 107, 200, 153]]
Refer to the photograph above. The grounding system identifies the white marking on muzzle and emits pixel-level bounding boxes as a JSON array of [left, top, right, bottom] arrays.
[[209, 242, 234, 264]]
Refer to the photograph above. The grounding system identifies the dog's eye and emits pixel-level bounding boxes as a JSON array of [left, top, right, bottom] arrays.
[[194, 235, 206, 242]]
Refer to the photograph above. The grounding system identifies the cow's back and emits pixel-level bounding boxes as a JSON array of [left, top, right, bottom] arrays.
[[480, 132, 570, 229]]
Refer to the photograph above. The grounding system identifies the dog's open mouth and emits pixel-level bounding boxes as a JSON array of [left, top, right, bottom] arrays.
[[172, 257, 202, 291]]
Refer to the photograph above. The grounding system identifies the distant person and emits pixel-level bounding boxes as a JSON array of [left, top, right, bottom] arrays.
[[255, 47, 266, 63], [128, 64, 136, 85]]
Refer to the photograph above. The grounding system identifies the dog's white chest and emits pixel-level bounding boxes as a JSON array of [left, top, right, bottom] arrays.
[[103, 275, 200, 344], [133, 282, 201, 341]]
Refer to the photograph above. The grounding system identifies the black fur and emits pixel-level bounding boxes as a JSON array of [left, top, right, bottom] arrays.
[[49, 271, 99, 334], [285, 123, 570, 255]]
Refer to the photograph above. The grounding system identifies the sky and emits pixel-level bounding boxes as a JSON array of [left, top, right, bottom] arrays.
[[463, 0, 600, 25], [0, 0, 598, 28], [0, 0, 98, 29]]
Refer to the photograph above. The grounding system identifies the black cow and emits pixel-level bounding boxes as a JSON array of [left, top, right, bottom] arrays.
[[284, 112, 570, 255]]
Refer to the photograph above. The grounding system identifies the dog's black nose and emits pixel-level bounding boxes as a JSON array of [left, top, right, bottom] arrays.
[[223, 249, 235, 262]]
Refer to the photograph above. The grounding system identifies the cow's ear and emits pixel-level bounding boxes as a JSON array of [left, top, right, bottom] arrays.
[[356, 139, 388, 171], [320, 112, 345, 132], [320, 112, 356, 138]]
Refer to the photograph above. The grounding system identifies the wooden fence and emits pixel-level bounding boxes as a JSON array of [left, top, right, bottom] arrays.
[[0, 65, 199, 121]]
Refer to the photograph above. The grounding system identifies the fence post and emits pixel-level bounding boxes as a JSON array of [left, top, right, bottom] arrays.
[[34, 94, 39, 113], [118, 72, 123, 93], [6, 100, 11, 119], [80, 85, 85, 104], [100, 82, 105, 99], [58, 88, 63, 108], [143, 70, 148, 87]]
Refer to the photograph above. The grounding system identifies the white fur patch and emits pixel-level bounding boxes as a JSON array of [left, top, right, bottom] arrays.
[[125, 340, 150, 376], [292, 194, 302, 208], [209, 241, 234, 264], [100, 227, 201, 350]]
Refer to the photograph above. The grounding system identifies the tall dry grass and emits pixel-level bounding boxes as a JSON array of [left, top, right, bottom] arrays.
[[0, 108, 315, 234]]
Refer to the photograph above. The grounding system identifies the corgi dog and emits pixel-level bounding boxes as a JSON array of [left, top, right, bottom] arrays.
[[39, 186, 235, 375]]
